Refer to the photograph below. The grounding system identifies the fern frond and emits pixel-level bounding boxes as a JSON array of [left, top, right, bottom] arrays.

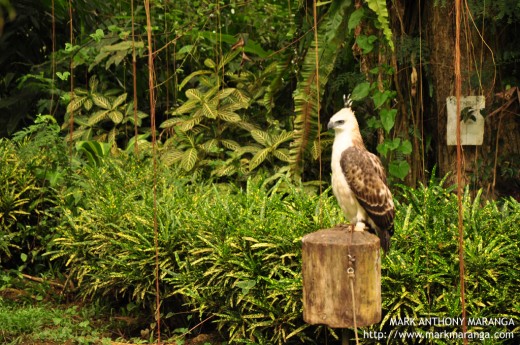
[[366, 0, 394, 50], [289, 1, 352, 180]]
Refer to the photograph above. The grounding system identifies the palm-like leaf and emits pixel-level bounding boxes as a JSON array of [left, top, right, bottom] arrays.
[[289, 1, 352, 180]]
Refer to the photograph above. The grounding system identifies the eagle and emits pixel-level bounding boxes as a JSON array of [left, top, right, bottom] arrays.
[[327, 98, 395, 252]]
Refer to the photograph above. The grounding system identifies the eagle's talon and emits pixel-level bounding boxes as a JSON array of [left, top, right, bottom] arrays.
[[354, 222, 366, 232]]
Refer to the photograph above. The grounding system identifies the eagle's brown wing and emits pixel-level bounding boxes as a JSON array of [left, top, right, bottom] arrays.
[[340, 146, 395, 250]]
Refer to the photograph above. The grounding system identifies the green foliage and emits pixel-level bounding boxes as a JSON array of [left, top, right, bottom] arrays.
[[290, 0, 353, 180], [43, 154, 519, 343], [62, 76, 148, 148], [365, 0, 394, 50], [161, 49, 292, 180], [46, 155, 337, 343], [0, 140, 39, 257], [0, 116, 66, 267], [169, 179, 334, 344], [0, 300, 112, 344], [351, 64, 411, 180], [373, 175, 520, 343]]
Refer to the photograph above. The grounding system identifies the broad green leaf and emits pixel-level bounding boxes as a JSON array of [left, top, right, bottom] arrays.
[[249, 147, 270, 170], [229, 89, 251, 106], [169, 99, 199, 116], [83, 98, 93, 111], [91, 94, 112, 110], [372, 90, 391, 109], [389, 159, 410, 180], [185, 89, 204, 101], [176, 44, 193, 56], [87, 110, 109, 126], [250, 130, 270, 146], [356, 35, 377, 54], [399, 140, 413, 155], [76, 140, 110, 166], [272, 131, 293, 147], [377, 137, 400, 157], [125, 133, 150, 153], [107, 127, 117, 143], [200, 139, 219, 153], [161, 150, 184, 165], [351, 82, 371, 100], [204, 58, 216, 69], [67, 96, 87, 113], [235, 280, 256, 295], [217, 110, 241, 123], [273, 148, 290, 162], [220, 139, 240, 151], [181, 148, 198, 171], [102, 40, 136, 52], [178, 70, 212, 90], [348, 8, 364, 32], [112, 93, 127, 108], [108, 110, 123, 124], [212, 164, 236, 177], [201, 102, 218, 119], [160, 117, 180, 129], [380, 108, 397, 133], [178, 116, 203, 131], [217, 88, 237, 100]]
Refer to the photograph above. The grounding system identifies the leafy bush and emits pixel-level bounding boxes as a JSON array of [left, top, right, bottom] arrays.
[[0, 115, 67, 269], [375, 176, 520, 344], [168, 179, 337, 344], [48, 156, 519, 344], [48, 155, 339, 343]]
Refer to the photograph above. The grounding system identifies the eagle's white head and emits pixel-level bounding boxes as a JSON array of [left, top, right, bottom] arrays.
[[327, 106, 364, 149]]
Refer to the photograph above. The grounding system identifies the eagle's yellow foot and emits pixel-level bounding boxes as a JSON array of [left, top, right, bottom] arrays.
[[354, 222, 366, 232]]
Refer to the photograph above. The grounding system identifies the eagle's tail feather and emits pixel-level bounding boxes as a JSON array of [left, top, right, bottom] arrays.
[[367, 226, 391, 253]]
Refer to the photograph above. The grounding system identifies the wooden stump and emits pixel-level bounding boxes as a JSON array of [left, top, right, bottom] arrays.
[[302, 226, 381, 328]]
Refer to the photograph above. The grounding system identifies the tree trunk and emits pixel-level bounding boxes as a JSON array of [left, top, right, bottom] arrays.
[[423, 2, 520, 197], [424, 2, 460, 183]]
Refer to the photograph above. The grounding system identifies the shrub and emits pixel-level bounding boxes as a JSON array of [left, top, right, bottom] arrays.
[[49, 157, 519, 344], [0, 116, 67, 269], [48, 155, 340, 343], [374, 176, 520, 344]]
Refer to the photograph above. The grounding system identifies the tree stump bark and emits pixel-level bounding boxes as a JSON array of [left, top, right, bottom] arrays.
[[302, 227, 381, 328]]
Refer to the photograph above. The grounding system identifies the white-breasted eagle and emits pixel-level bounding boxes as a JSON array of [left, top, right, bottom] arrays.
[[327, 99, 395, 252]]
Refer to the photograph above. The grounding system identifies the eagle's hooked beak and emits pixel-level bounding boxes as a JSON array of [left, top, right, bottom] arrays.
[[327, 119, 344, 130]]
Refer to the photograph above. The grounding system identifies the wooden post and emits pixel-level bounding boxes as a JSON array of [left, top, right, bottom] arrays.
[[302, 227, 381, 328]]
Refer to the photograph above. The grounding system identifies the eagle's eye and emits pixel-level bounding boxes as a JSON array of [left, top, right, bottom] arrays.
[[336, 120, 345, 125]]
